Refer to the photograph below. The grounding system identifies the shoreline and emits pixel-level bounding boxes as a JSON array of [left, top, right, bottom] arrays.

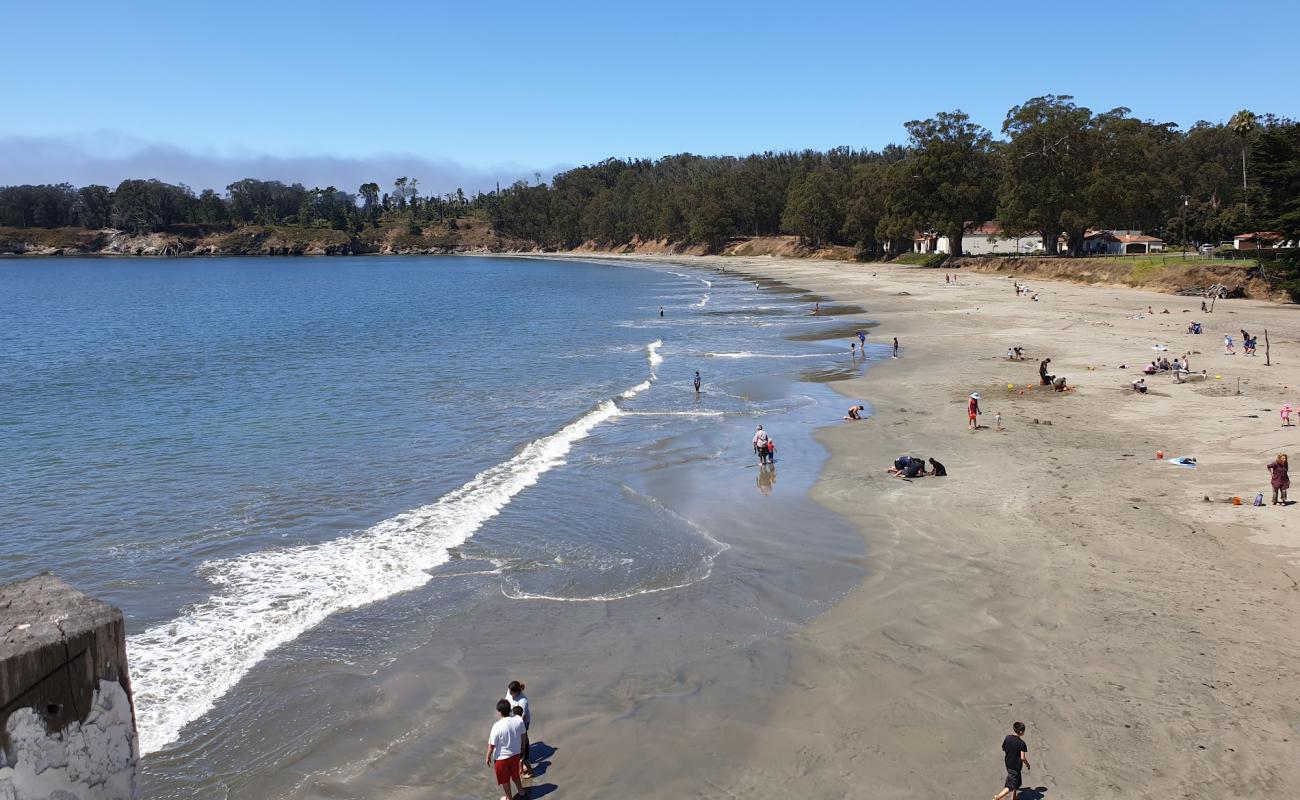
[[575, 253, 1300, 796]]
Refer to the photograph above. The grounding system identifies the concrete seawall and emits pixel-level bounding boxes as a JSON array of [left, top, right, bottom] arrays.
[[0, 575, 137, 800]]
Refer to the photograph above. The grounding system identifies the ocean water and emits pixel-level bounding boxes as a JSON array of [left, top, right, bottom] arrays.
[[0, 255, 877, 790]]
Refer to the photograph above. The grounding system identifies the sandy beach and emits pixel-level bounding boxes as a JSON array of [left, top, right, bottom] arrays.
[[539, 253, 1300, 798]]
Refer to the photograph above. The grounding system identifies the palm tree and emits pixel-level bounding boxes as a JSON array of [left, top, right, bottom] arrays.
[[1229, 109, 1257, 210]]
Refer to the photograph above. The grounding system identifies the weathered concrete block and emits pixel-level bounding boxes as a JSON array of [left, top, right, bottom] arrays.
[[0, 575, 137, 799]]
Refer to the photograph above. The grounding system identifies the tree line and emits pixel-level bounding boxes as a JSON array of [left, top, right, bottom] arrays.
[[0, 176, 475, 235], [484, 97, 1298, 256], [3, 96, 1298, 257]]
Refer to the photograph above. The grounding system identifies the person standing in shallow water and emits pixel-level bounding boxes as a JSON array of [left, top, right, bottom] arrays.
[[753, 425, 770, 465], [892, 337, 899, 358], [659, 306, 664, 317], [693, 370, 702, 394], [993, 721, 1030, 800]]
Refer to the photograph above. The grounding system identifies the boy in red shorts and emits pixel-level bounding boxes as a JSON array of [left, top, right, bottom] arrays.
[[486, 699, 526, 800]]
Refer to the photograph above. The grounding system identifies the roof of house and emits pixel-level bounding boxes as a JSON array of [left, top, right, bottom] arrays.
[[1084, 230, 1163, 243], [964, 221, 1004, 236], [1234, 231, 1282, 240]]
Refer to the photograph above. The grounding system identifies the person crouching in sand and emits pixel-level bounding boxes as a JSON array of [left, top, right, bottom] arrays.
[[844, 405, 864, 421], [993, 721, 1030, 800]]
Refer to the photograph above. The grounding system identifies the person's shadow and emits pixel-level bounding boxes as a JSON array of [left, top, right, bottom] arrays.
[[527, 741, 557, 777], [1017, 787, 1048, 800]]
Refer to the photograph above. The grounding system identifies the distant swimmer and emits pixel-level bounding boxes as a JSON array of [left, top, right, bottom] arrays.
[[694, 370, 702, 393]]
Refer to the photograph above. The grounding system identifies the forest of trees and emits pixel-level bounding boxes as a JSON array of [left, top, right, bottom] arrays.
[[3, 96, 1298, 258]]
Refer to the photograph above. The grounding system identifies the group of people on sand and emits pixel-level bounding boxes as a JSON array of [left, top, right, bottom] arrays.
[[887, 454, 946, 479], [486, 681, 535, 800], [1227, 329, 1259, 356], [1012, 282, 1039, 301], [1037, 358, 1067, 392]]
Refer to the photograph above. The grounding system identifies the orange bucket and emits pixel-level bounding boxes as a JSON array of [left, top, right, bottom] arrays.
[[1156, 450, 1164, 459], [1232, 496, 1242, 506]]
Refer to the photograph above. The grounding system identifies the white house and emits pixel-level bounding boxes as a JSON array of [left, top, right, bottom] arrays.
[[1082, 230, 1165, 255], [1233, 231, 1284, 250], [914, 223, 1043, 255]]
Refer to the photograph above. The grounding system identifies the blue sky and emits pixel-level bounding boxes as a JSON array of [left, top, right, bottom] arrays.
[[2, 0, 1296, 191]]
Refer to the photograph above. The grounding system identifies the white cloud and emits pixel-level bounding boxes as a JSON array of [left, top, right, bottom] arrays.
[[0, 133, 563, 196]]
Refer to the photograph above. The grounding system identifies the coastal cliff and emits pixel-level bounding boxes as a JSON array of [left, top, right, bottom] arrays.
[[0, 218, 532, 257]]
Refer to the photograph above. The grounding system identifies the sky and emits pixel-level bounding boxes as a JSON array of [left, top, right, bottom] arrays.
[[2, 0, 1297, 194]]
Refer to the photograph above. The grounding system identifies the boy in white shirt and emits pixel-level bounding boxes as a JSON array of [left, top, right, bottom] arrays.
[[486, 699, 526, 800]]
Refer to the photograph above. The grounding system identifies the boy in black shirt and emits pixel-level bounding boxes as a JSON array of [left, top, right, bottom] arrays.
[[994, 721, 1030, 799]]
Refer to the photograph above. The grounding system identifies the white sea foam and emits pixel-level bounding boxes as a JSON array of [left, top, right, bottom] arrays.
[[691, 293, 711, 308], [621, 410, 726, 417], [647, 339, 664, 370], [702, 351, 829, 360], [127, 349, 659, 755]]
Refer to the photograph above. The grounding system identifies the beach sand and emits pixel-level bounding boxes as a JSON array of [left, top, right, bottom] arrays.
[[616, 255, 1300, 798], [269, 254, 1299, 799]]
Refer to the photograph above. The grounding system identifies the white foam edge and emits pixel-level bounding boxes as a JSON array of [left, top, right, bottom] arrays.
[[127, 350, 660, 755]]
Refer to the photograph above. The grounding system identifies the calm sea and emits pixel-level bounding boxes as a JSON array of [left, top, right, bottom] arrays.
[[0, 255, 874, 785]]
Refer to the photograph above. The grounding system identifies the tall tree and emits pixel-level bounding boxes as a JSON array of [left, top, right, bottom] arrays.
[[1229, 109, 1258, 210], [890, 110, 998, 256], [782, 169, 842, 248], [999, 95, 1097, 255]]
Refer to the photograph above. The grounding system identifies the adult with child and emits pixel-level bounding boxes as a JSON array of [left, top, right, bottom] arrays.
[[1038, 358, 1053, 386], [505, 681, 532, 778], [968, 392, 982, 430]]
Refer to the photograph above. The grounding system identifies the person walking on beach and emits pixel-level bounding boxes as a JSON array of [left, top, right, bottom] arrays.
[[1225, 333, 1235, 355], [892, 337, 899, 358], [968, 392, 981, 431], [1268, 454, 1289, 505], [694, 370, 702, 394], [505, 681, 532, 778], [993, 721, 1030, 800], [753, 425, 771, 465], [486, 699, 526, 800]]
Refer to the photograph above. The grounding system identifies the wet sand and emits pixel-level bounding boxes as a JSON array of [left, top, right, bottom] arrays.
[[184, 253, 1300, 799], [618, 254, 1300, 797]]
